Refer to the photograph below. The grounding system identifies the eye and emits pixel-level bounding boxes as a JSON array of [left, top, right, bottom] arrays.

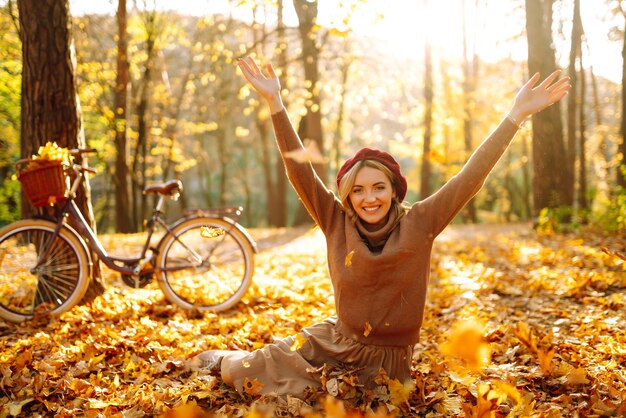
[[351, 188, 363, 194], [375, 185, 386, 191]]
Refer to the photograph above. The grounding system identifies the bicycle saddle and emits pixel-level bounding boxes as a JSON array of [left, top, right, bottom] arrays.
[[144, 179, 183, 196]]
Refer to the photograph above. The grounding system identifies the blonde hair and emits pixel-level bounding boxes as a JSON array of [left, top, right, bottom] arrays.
[[337, 160, 409, 223]]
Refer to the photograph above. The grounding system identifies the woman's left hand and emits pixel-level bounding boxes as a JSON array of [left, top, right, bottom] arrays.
[[508, 70, 571, 125]]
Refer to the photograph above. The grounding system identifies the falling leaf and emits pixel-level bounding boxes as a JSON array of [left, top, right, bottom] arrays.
[[284, 140, 325, 164], [200, 226, 225, 238], [344, 250, 354, 267], [440, 318, 490, 370], [363, 321, 372, 337], [323, 395, 346, 417]]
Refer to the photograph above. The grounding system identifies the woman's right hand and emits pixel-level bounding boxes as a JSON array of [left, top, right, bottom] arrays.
[[237, 56, 284, 114]]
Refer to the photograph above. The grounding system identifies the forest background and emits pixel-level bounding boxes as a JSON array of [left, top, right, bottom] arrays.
[[0, 0, 625, 233]]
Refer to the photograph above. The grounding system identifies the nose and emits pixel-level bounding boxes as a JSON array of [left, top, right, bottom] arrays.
[[364, 190, 376, 202]]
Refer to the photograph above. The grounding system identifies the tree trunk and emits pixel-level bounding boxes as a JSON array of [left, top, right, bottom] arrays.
[[17, 0, 104, 300], [273, 0, 288, 227], [131, 13, 156, 230], [333, 58, 351, 187], [113, 0, 131, 233], [460, 0, 478, 222], [619, 14, 626, 189], [420, 0, 433, 200], [251, 4, 276, 227], [567, 0, 581, 210], [293, 0, 324, 225], [525, 0, 569, 216], [578, 53, 587, 214]]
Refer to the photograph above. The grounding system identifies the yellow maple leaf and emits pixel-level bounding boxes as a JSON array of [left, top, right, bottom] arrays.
[[566, 367, 589, 385], [440, 318, 490, 370], [243, 377, 264, 396], [344, 250, 355, 267], [363, 321, 373, 337], [290, 333, 308, 352], [514, 321, 538, 353], [490, 380, 522, 405], [537, 347, 555, 375], [200, 226, 225, 238], [388, 378, 415, 406]]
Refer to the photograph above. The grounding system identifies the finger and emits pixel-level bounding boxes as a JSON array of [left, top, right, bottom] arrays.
[[546, 76, 570, 92], [548, 89, 569, 105], [246, 56, 263, 77], [524, 72, 541, 89], [538, 69, 561, 89], [266, 63, 278, 80], [549, 86, 571, 103], [237, 58, 254, 76]]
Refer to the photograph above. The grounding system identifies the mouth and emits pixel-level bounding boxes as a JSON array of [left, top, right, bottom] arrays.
[[361, 205, 381, 213]]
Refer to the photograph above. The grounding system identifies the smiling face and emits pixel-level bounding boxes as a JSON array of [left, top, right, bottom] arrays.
[[348, 165, 396, 225]]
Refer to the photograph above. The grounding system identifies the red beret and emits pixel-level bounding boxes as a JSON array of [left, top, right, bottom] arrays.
[[336, 147, 408, 201]]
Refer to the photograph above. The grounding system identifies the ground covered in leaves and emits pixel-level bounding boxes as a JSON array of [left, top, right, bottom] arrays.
[[1, 224, 624, 417]]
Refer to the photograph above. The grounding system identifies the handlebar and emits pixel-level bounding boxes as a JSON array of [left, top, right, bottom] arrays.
[[70, 148, 97, 156]]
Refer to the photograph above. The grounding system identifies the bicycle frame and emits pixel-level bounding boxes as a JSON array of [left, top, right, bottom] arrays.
[[33, 166, 251, 278]]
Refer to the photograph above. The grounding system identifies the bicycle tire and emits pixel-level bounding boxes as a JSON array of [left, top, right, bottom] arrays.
[[156, 216, 254, 312], [0, 219, 91, 322]]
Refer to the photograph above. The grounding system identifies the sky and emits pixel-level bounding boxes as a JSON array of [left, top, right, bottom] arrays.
[[69, 0, 622, 83]]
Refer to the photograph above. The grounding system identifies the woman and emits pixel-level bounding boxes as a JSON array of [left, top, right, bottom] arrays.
[[189, 56, 570, 397]]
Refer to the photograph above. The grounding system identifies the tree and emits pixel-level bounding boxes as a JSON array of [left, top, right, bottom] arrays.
[[293, 0, 324, 225], [113, 0, 131, 232], [272, 0, 288, 227], [420, 0, 433, 200], [0, 0, 22, 225], [460, 0, 480, 222], [524, 0, 569, 216], [620, 3, 626, 189], [567, 0, 584, 212], [17, 0, 104, 299]]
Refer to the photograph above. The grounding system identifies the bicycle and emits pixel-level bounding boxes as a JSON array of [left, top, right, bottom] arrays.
[[0, 148, 257, 323]]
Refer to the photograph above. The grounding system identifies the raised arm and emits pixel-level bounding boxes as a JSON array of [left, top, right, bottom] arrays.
[[416, 70, 570, 236], [237, 56, 339, 229]]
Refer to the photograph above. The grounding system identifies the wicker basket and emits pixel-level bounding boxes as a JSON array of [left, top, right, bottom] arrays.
[[16, 160, 69, 207]]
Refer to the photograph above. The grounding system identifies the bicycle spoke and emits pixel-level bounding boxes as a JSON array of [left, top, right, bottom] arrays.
[[36, 275, 68, 306], [36, 269, 79, 288]]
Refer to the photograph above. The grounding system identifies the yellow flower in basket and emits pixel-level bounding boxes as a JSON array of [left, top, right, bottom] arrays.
[[16, 142, 73, 207], [29, 142, 73, 169]]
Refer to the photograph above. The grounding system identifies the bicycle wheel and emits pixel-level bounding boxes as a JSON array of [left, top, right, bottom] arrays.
[[0, 219, 91, 322], [156, 217, 254, 312]]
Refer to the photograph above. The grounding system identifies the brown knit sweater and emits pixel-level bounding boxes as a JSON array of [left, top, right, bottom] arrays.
[[271, 109, 519, 347]]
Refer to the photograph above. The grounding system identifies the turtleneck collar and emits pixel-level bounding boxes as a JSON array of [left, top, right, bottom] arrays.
[[355, 205, 402, 252]]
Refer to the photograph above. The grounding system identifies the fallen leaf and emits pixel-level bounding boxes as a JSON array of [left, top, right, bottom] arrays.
[[243, 378, 264, 396], [200, 226, 225, 238], [290, 333, 308, 352], [566, 368, 590, 385]]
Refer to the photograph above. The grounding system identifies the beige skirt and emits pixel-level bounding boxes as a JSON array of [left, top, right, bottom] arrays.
[[220, 317, 413, 397]]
